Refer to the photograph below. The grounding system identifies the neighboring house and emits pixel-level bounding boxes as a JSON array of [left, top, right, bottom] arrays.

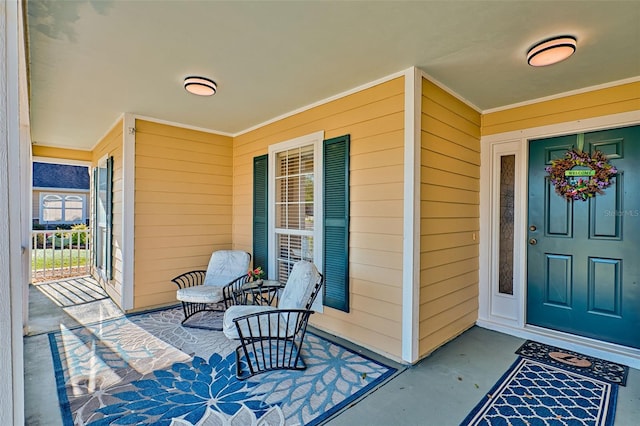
[[32, 162, 90, 229], [32, 71, 640, 370]]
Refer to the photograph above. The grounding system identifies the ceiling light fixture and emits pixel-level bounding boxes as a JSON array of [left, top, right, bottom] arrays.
[[184, 76, 217, 96], [527, 36, 577, 67]]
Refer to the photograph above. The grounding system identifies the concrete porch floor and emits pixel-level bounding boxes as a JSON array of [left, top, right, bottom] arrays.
[[24, 278, 640, 425]]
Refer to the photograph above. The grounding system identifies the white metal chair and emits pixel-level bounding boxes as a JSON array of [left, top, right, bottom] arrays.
[[172, 250, 251, 329], [223, 260, 323, 379]]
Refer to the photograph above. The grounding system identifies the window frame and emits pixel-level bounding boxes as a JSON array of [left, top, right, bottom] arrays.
[[39, 192, 87, 224], [267, 131, 324, 294], [94, 155, 113, 280]]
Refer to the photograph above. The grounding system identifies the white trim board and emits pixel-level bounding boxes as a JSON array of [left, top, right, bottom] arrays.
[[482, 110, 640, 144], [33, 187, 89, 193], [478, 110, 640, 370], [32, 156, 92, 167], [122, 113, 136, 310], [419, 69, 482, 113], [483, 76, 640, 115], [236, 69, 408, 137], [133, 114, 234, 138]]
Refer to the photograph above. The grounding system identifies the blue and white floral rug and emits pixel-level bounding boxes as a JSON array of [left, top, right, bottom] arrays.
[[460, 357, 618, 426], [48, 307, 397, 426]]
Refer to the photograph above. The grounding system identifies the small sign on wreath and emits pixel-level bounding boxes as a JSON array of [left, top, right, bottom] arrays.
[[545, 149, 617, 201]]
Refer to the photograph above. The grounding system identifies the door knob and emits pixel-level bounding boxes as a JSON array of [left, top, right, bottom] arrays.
[[529, 238, 537, 245]]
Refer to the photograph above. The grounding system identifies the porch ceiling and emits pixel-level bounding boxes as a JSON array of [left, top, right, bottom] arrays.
[[26, 1, 640, 150]]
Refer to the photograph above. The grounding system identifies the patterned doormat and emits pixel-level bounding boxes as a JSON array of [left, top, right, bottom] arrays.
[[516, 340, 629, 386], [460, 358, 618, 426], [48, 307, 398, 425]]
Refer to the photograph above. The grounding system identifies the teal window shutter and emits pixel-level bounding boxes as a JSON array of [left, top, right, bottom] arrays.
[[106, 156, 113, 280], [253, 155, 269, 275], [93, 167, 98, 269], [323, 135, 350, 312]]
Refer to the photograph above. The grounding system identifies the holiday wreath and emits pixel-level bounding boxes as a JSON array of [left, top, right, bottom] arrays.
[[545, 149, 617, 201]]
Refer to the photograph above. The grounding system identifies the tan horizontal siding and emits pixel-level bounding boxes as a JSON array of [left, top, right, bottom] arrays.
[[135, 224, 232, 238], [419, 77, 480, 358], [233, 77, 405, 359], [422, 167, 478, 192], [482, 81, 640, 135], [33, 145, 92, 162], [134, 202, 232, 216], [423, 80, 481, 127], [421, 150, 480, 178], [421, 257, 479, 286], [421, 217, 478, 234], [419, 284, 477, 321], [423, 132, 480, 166], [419, 310, 477, 356], [133, 120, 234, 310], [420, 271, 478, 304], [421, 185, 479, 205], [135, 157, 233, 176], [421, 232, 478, 252], [421, 201, 478, 218], [420, 244, 478, 269]]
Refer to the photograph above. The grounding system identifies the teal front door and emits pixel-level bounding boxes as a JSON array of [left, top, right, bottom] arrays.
[[527, 125, 640, 349]]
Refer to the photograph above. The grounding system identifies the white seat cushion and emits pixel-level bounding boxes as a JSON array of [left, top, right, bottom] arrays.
[[277, 261, 320, 310], [176, 285, 223, 304], [223, 305, 275, 339], [204, 251, 250, 287], [222, 261, 320, 341]]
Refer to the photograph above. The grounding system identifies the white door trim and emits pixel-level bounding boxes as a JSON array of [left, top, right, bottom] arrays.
[[479, 110, 640, 369]]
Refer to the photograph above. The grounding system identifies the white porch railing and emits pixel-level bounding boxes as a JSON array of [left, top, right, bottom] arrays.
[[31, 229, 90, 283]]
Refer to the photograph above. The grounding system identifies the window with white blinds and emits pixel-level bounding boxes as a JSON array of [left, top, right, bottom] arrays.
[[274, 144, 315, 282], [268, 131, 324, 287]]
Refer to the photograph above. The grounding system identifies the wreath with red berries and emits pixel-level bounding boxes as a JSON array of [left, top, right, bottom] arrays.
[[545, 149, 617, 201]]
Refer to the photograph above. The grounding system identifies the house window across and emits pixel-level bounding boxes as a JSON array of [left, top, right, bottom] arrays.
[[40, 193, 86, 224]]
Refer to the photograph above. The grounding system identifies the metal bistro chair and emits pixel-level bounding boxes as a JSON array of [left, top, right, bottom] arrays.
[[222, 260, 324, 379], [172, 250, 251, 329]]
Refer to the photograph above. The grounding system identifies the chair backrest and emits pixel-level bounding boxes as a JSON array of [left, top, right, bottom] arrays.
[[277, 261, 323, 310], [203, 250, 251, 287]]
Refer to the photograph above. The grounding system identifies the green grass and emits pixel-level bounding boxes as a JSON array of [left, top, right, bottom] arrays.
[[32, 248, 90, 270]]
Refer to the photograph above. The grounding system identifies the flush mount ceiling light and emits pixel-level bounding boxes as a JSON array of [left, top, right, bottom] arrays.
[[184, 76, 217, 96], [527, 36, 577, 67]]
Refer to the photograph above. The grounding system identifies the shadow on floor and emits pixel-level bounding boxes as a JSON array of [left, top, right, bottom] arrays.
[[27, 276, 123, 336], [24, 278, 640, 426]]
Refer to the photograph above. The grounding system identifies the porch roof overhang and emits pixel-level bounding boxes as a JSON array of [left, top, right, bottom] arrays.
[[25, 1, 640, 150]]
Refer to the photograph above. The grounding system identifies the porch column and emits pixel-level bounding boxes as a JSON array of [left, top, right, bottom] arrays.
[[402, 66, 421, 363], [0, 0, 26, 423]]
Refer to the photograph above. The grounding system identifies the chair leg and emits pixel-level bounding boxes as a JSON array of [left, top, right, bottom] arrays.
[[180, 301, 224, 331], [234, 341, 307, 380], [231, 310, 314, 379]]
